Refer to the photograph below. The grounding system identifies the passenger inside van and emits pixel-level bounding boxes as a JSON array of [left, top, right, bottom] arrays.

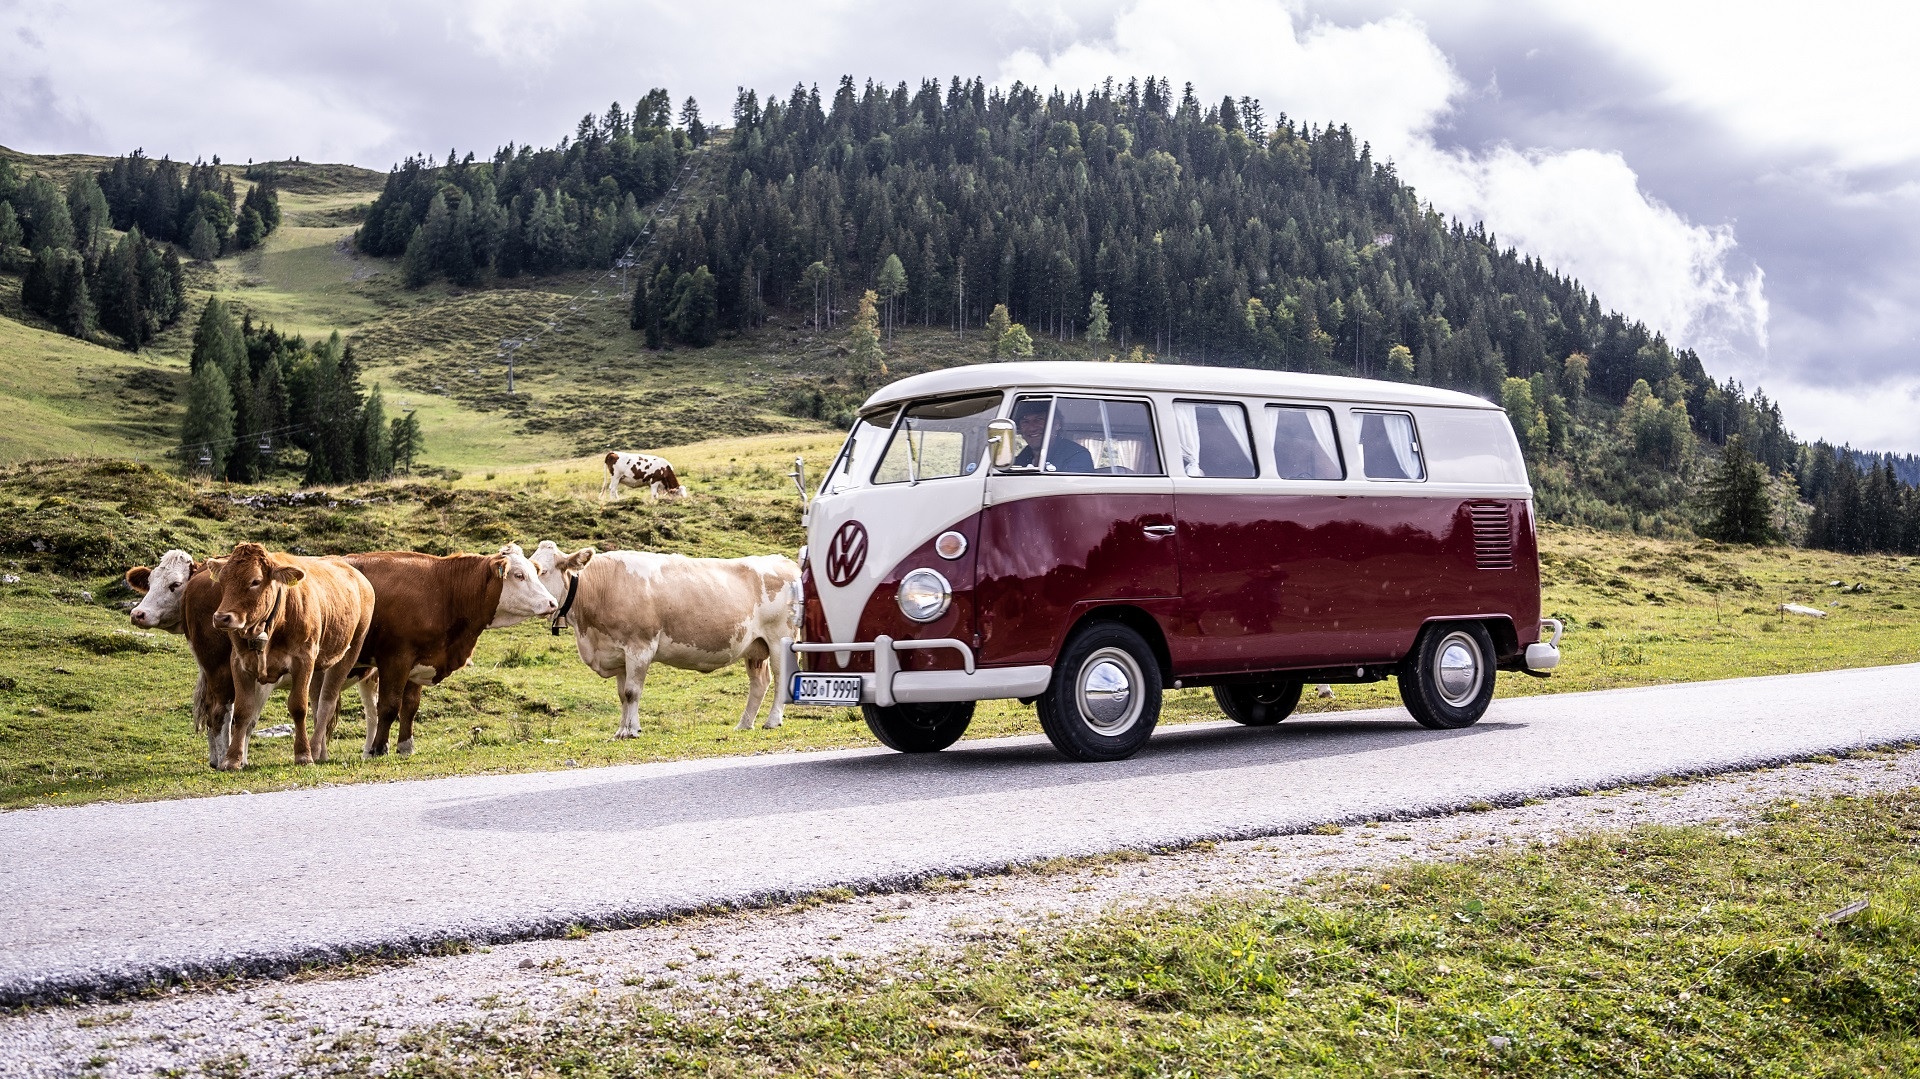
[[1011, 400, 1095, 473]]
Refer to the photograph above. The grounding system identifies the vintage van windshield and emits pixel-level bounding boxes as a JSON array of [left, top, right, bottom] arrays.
[[872, 393, 1003, 484], [822, 406, 899, 494]]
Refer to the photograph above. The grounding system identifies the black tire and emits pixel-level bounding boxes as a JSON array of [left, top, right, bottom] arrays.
[[1399, 621, 1497, 730], [1037, 622, 1163, 762], [862, 701, 975, 753], [1213, 680, 1305, 726]]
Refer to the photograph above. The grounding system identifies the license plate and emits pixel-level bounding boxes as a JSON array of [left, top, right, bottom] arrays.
[[792, 673, 863, 706]]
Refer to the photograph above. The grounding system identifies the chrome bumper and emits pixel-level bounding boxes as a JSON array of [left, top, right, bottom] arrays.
[[1525, 618, 1564, 672], [777, 636, 1052, 707]]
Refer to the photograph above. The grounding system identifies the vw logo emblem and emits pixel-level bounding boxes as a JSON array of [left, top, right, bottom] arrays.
[[824, 521, 869, 587]]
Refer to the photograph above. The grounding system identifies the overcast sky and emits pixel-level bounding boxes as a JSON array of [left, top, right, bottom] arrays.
[[5, 0, 1917, 452]]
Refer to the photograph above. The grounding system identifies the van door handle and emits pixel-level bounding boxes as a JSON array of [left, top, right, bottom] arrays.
[[1142, 523, 1176, 537]]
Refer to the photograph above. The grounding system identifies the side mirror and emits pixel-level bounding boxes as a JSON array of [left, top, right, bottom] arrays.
[[987, 419, 1016, 468]]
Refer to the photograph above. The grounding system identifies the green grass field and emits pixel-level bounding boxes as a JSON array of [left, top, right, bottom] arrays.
[[390, 785, 1920, 1077]]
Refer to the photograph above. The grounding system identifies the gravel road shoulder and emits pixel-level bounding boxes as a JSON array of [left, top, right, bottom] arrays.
[[4, 746, 1914, 1078]]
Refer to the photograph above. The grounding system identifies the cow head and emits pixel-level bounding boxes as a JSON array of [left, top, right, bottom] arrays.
[[489, 544, 561, 627], [529, 540, 595, 605], [127, 549, 199, 630], [210, 543, 304, 647]]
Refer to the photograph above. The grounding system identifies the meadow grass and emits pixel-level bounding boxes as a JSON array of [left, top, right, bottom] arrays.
[[390, 788, 1920, 1077], [1, 437, 1916, 810]]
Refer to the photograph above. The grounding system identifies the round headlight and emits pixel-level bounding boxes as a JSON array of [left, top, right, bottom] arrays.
[[896, 568, 952, 623]]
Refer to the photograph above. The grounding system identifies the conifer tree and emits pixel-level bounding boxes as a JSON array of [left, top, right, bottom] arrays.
[[388, 410, 423, 474], [187, 213, 220, 261], [985, 303, 1011, 358], [999, 321, 1035, 358], [402, 225, 433, 288], [1701, 436, 1775, 544], [848, 289, 885, 387], [234, 207, 266, 251], [55, 253, 92, 338], [875, 253, 907, 340], [179, 361, 234, 477], [356, 385, 392, 480], [1386, 343, 1414, 381], [0, 201, 22, 256], [1086, 290, 1110, 345]]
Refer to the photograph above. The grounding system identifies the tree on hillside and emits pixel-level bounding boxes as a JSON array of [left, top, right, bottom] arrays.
[[985, 304, 1011, 359], [66, 174, 111, 254], [179, 362, 234, 477], [848, 289, 885, 387], [388, 410, 423, 474], [1700, 436, 1775, 544], [680, 97, 707, 146], [190, 298, 246, 373], [999, 321, 1035, 359], [800, 260, 832, 331], [0, 201, 22, 257], [875, 253, 907, 340], [669, 265, 719, 346], [1086, 291, 1110, 345], [355, 386, 392, 480]]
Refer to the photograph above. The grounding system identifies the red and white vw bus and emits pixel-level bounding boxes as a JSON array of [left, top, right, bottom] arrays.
[[780, 362, 1562, 762]]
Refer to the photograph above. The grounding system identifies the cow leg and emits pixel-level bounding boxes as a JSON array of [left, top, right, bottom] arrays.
[[616, 651, 654, 738], [286, 655, 318, 765], [223, 674, 271, 771], [194, 670, 235, 769], [761, 643, 788, 730], [738, 653, 772, 731], [357, 673, 381, 756], [366, 658, 408, 758], [605, 472, 621, 501], [309, 661, 358, 764], [397, 681, 424, 756]]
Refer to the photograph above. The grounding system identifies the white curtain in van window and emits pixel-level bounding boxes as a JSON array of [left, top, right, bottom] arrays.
[[1174, 402, 1202, 475], [1175, 402, 1254, 477], [1383, 413, 1423, 479], [1306, 409, 1339, 475]]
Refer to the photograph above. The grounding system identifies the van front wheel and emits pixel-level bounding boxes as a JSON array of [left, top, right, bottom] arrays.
[[1214, 680, 1304, 726], [862, 701, 974, 753], [1399, 622, 1497, 730], [1038, 623, 1163, 762]]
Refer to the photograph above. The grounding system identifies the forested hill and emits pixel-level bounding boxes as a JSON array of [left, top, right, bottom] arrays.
[[339, 74, 1909, 551]]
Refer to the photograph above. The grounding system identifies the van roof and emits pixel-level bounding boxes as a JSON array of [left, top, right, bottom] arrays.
[[863, 362, 1502, 413]]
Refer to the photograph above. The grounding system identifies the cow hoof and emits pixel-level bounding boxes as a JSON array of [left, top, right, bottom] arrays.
[[294, 754, 313, 766], [364, 745, 386, 759], [614, 729, 638, 739], [734, 720, 754, 732], [396, 738, 414, 757]]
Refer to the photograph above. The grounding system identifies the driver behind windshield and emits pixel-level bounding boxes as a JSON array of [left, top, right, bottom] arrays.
[[1010, 401, 1094, 473]]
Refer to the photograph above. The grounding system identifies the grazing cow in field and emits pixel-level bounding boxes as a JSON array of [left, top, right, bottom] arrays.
[[132, 550, 382, 767], [344, 545, 558, 757], [206, 543, 375, 769], [604, 451, 688, 501], [529, 540, 800, 735]]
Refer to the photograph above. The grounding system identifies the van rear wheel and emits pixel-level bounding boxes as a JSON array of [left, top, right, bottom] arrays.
[[1399, 622, 1497, 730], [862, 701, 974, 753], [1214, 680, 1305, 726], [1038, 623, 1163, 762]]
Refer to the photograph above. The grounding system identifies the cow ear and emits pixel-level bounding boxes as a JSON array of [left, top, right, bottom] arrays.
[[205, 557, 227, 583], [126, 566, 152, 593], [566, 548, 596, 570], [272, 564, 307, 586], [492, 555, 509, 580]]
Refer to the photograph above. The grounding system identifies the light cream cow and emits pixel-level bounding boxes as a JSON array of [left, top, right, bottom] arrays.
[[530, 540, 800, 735]]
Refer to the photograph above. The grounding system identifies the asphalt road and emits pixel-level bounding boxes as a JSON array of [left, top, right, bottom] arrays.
[[4, 663, 1918, 1005]]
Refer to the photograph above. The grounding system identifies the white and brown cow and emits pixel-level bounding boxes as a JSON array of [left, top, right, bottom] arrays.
[[604, 451, 688, 501], [344, 545, 557, 758], [206, 543, 375, 769], [530, 540, 800, 735], [128, 550, 252, 767]]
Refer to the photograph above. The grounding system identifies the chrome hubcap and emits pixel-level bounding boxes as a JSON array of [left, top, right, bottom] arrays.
[[1434, 631, 1483, 707], [1077, 647, 1143, 735]]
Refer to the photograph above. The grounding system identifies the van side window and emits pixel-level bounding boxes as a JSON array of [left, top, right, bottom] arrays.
[[1354, 411, 1426, 481], [1006, 396, 1162, 475], [1267, 405, 1344, 480], [871, 393, 1003, 484], [1174, 401, 1256, 478]]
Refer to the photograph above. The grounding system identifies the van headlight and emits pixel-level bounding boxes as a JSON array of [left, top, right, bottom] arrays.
[[896, 568, 952, 622]]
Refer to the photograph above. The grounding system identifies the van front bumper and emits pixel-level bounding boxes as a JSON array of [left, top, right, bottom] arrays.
[[777, 636, 1052, 707]]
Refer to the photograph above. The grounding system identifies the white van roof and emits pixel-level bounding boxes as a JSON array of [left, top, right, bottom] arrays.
[[863, 362, 1502, 413]]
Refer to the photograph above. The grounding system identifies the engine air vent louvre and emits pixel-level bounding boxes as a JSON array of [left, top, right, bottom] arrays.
[[1469, 502, 1515, 571]]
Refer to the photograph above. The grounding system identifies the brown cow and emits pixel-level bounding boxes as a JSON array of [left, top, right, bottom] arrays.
[[207, 543, 375, 769], [130, 549, 386, 767], [604, 451, 687, 501], [344, 545, 558, 757]]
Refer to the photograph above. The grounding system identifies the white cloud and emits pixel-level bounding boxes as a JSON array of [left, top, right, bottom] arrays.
[[1002, 0, 1769, 370]]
